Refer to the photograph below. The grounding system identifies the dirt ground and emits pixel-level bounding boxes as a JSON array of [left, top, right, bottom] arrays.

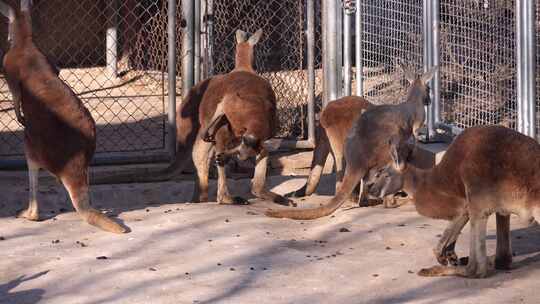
[[2, 171, 540, 304]]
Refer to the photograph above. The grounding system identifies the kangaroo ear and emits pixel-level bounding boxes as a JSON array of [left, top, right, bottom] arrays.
[[421, 65, 438, 84], [0, 2, 15, 22], [248, 29, 263, 46], [399, 63, 417, 84], [20, 0, 32, 12], [236, 29, 247, 44]]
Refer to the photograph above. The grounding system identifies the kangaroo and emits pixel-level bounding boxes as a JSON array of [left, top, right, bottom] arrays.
[[92, 29, 290, 206], [368, 125, 540, 278], [1, 0, 125, 233], [265, 65, 437, 220], [286, 96, 372, 199]]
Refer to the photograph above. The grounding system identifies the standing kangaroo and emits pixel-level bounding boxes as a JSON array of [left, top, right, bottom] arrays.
[[368, 125, 540, 278], [1, 0, 125, 233], [265, 65, 437, 219], [286, 96, 372, 199], [93, 29, 290, 206]]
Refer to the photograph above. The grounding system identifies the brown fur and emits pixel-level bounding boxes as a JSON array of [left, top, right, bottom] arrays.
[[92, 29, 289, 205], [265, 65, 437, 220], [1, 1, 125, 233], [370, 126, 540, 278], [286, 96, 372, 199]]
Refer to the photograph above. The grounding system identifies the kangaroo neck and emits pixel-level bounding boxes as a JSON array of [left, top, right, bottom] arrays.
[[402, 165, 430, 200]]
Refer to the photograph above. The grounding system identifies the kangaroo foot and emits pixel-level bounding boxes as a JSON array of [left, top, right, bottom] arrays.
[[218, 195, 249, 205], [17, 207, 40, 221]]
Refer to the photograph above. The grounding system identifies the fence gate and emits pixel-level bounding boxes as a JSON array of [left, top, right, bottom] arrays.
[[0, 0, 179, 167]]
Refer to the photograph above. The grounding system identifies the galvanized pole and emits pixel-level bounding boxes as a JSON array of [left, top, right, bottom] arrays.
[[325, 0, 339, 104], [193, 0, 201, 83], [355, 0, 363, 96], [168, 0, 178, 155], [516, 0, 537, 138], [422, 0, 435, 140], [431, 0, 441, 127], [206, 0, 214, 76], [106, 0, 118, 77], [306, 0, 315, 144], [343, 3, 353, 96], [182, 0, 194, 98], [336, 0, 343, 98]]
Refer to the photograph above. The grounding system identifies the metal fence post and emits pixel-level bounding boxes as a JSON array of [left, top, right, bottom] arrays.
[[182, 0, 195, 99], [324, 0, 339, 105], [354, 0, 363, 96], [431, 0, 441, 128], [516, 0, 537, 139], [106, 0, 119, 77], [168, 0, 178, 156], [306, 0, 315, 145], [194, 0, 201, 83], [422, 0, 434, 139], [343, 2, 353, 97], [206, 0, 214, 76]]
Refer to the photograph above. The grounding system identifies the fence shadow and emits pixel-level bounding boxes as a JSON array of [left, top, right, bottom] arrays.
[[0, 271, 48, 304]]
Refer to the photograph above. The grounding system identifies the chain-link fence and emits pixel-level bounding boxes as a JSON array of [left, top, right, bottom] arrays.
[[0, 0, 179, 161], [355, 0, 423, 105], [211, 0, 321, 139], [439, 0, 516, 130]]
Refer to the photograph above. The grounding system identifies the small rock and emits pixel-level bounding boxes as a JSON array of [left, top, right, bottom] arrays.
[[229, 267, 235, 271], [339, 227, 351, 233], [76, 241, 87, 247], [96, 256, 108, 260], [225, 219, 230, 223], [262, 267, 267, 270], [372, 274, 379, 277], [400, 243, 405, 247], [208, 239, 212, 242], [367, 230, 373, 233], [246, 211, 258, 215], [145, 209, 150, 212], [408, 270, 414, 274], [397, 224, 406, 227], [0, 236, 5, 241], [236, 234, 240, 237], [149, 268, 157, 271], [52, 239, 60, 244], [385, 246, 392, 250], [217, 263, 222, 266], [185, 272, 190, 275], [250, 267, 255, 271]]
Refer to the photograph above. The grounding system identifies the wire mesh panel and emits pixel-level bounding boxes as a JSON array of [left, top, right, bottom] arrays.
[[0, 0, 179, 160], [356, 0, 424, 105], [439, 1, 516, 130], [211, 0, 320, 139]]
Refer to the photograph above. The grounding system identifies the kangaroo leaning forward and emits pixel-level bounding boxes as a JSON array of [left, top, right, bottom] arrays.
[[92, 29, 290, 206], [369, 126, 540, 278], [265, 65, 437, 219], [1, 0, 125, 233]]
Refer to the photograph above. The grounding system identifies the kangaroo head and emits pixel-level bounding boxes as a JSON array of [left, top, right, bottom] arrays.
[[234, 29, 263, 72], [401, 64, 438, 106], [367, 136, 413, 198], [0, 0, 33, 46]]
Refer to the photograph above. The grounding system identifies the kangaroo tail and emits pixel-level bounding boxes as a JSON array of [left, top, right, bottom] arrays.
[[266, 167, 363, 220]]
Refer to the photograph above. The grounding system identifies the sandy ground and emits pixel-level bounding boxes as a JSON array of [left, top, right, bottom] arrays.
[[1, 172, 540, 304]]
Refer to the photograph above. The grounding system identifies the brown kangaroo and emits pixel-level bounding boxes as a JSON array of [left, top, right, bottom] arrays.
[[92, 29, 290, 206], [1, 0, 125, 233], [368, 125, 540, 278], [286, 96, 372, 199], [265, 65, 437, 220]]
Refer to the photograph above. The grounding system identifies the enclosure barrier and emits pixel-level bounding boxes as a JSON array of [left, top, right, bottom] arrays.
[[0, 0, 538, 168]]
